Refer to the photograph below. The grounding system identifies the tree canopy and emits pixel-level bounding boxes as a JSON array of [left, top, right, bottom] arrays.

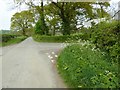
[[11, 10, 34, 36], [12, 0, 110, 35]]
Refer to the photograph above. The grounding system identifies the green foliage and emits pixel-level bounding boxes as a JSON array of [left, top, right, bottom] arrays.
[[35, 19, 43, 34], [1, 34, 20, 42], [35, 19, 49, 35], [57, 44, 119, 88], [67, 33, 90, 42], [11, 10, 34, 36], [33, 35, 69, 42], [88, 20, 120, 62], [13, 1, 110, 35], [32, 33, 91, 43], [0, 35, 26, 46], [71, 20, 120, 62], [34, 1, 49, 35], [47, 2, 110, 35]]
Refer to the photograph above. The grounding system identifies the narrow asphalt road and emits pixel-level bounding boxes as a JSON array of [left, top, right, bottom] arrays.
[[1, 37, 66, 88]]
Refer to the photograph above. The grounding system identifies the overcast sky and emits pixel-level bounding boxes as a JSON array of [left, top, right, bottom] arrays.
[[0, 0, 119, 30]]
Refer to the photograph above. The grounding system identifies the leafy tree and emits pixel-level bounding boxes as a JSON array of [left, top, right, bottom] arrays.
[[13, 0, 110, 35], [44, 5, 62, 35], [13, 0, 49, 35], [48, 1, 110, 35], [11, 10, 34, 36]]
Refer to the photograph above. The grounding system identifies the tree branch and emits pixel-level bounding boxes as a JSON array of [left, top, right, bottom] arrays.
[[50, 0, 62, 10], [112, 10, 120, 19]]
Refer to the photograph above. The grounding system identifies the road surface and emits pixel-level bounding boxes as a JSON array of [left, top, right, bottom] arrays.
[[1, 37, 66, 88]]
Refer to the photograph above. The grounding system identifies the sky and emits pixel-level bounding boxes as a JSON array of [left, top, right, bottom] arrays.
[[0, 0, 17, 30], [0, 0, 119, 30]]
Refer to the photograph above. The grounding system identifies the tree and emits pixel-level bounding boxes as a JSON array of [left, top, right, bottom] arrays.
[[48, 1, 110, 35], [11, 10, 34, 36], [47, 16, 61, 35], [13, 0, 110, 35], [44, 5, 61, 35], [13, 0, 49, 35]]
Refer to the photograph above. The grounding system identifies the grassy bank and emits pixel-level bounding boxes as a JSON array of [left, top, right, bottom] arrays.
[[57, 44, 119, 88], [0, 36, 27, 47]]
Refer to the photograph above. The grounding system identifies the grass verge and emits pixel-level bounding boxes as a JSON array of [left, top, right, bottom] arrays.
[[57, 44, 119, 88], [0, 36, 27, 47]]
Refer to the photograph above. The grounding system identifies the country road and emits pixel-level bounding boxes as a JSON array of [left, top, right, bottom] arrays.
[[1, 37, 67, 88]]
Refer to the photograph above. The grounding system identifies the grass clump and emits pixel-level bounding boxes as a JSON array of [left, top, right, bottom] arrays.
[[57, 44, 119, 88]]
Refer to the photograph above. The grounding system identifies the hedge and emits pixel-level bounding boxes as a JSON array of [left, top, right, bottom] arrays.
[[57, 44, 119, 88], [1, 34, 21, 42]]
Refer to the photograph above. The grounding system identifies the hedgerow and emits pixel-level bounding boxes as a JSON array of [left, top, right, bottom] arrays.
[[0, 34, 27, 46], [88, 20, 120, 62], [57, 43, 119, 88], [1, 34, 21, 42], [33, 35, 69, 42]]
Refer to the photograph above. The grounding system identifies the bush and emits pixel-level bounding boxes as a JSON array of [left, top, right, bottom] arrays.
[[76, 20, 120, 62], [57, 44, 119, 88], [1, 34, 21, 42], [32, 33, 90, 43], [1, 36, 27, 46], [89, 20, 120, 62]]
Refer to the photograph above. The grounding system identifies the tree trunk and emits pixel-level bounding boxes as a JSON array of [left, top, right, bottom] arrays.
[[41, 0, 49, 35], [51, 2, 71, 35], [61, 9, 71, 35], [53, 26, 55, 36], [22, 29, 26, 36], [62, 19, 70, 35]]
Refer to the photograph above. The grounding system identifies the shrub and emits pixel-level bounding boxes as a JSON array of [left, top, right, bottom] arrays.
[[57, 44, 119, 88], [89, 20, 120, 62], [32, 33, 90, 43], [1, 34, 19, 42], [77, 20, 120, 62], [1, 36, 27, 46]]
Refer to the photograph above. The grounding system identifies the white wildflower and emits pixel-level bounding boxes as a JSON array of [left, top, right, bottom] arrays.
[[51, 60, 55, 63], [55, 55, 58, 58]]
